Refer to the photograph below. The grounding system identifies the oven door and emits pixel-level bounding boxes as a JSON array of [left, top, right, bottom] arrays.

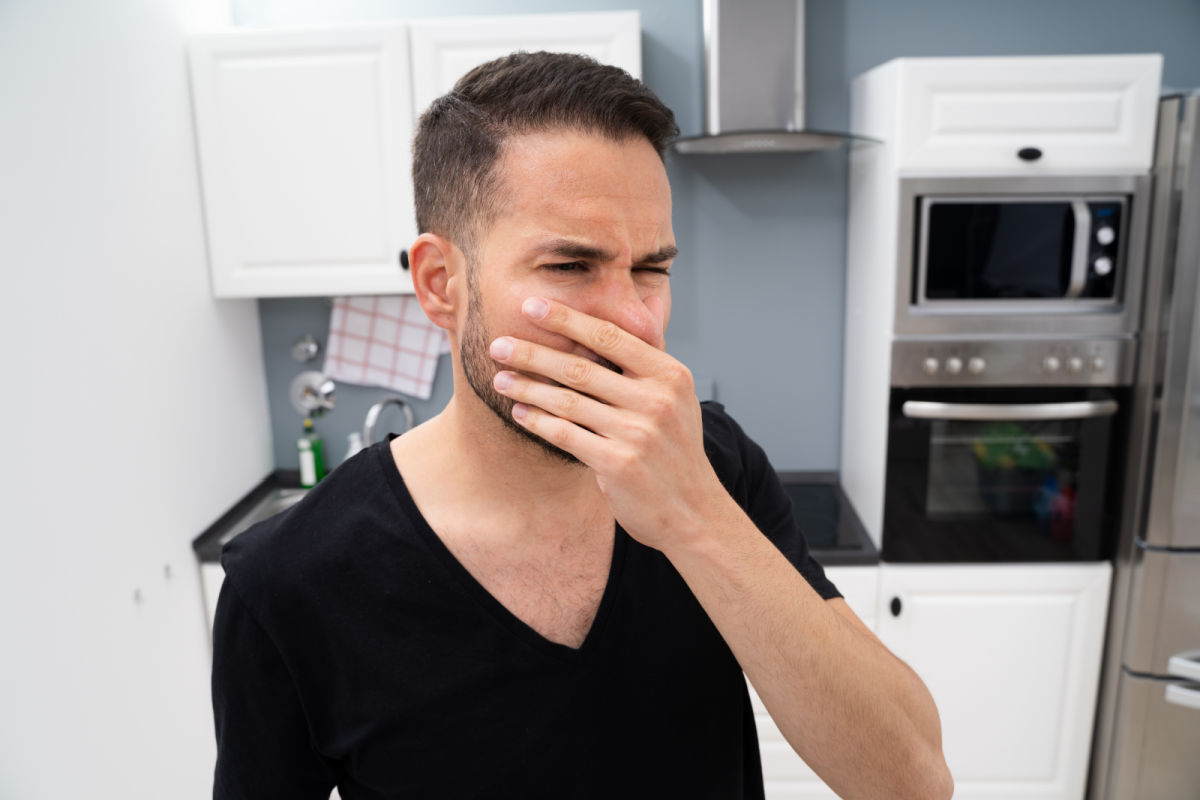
[[882, 387, 1125, 562]]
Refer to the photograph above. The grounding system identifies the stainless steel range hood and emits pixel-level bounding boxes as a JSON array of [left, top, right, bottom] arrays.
[[674, 0, 858, 154]]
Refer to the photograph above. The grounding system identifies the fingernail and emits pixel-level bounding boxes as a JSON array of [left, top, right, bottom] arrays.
[[512, 403, 528, 420], [522, 297, 549, 320], [490, 337, 513, 359], [494, 371, 513, 390]]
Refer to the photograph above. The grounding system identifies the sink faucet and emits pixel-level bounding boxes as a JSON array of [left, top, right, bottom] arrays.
[[363, 396, 415, 446]]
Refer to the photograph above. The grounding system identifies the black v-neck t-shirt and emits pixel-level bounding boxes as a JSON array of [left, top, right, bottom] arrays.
[[212, 402, 840, 799]]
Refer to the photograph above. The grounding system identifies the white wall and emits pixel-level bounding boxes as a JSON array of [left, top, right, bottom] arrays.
[[0, 0, 272, 797]]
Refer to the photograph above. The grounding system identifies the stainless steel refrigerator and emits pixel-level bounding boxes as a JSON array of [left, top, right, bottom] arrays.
[[1089, 92, 1200, 800]]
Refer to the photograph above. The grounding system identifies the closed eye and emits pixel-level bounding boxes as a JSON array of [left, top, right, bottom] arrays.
[[635, 267, 671, 276]]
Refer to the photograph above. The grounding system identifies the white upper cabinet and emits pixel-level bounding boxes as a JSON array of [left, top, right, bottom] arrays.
[[188, 12, 641, 298], [408, 11, 641, 116], [853, 54, 1162, 175], [189, 24, 417, 298]]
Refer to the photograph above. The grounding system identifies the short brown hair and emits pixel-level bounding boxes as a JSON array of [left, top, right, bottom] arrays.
[[412, 51, 678, 257]]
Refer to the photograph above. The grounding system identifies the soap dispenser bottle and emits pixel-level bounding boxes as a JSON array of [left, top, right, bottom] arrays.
[[298, 417, 327, 488]]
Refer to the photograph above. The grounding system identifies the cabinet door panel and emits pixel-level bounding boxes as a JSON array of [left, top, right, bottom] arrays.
[[190, 25, 415, 297], [409, 11, 641, 116], [895, 55, 1161, 174], [877, 563, 1110, 799]]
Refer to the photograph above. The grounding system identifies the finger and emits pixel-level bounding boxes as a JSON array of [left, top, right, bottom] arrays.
[[490, 336, 642, 407], [521, 297, 668, 376], [493, 369, 627, 435], [510, 401, 608, 467]]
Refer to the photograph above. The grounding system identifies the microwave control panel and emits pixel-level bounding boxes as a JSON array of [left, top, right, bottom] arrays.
[[891, 338, 1134, 387]]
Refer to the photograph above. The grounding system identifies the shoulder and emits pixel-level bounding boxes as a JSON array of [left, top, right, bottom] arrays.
[[700, 401, 771, 505], [220, 441, 405, 610]]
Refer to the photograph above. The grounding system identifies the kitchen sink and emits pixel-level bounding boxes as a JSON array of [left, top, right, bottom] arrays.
[[217, 487, 307, 546]]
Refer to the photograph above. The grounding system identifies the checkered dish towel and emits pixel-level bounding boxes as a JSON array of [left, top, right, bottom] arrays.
[[323, 296, 450, 400]]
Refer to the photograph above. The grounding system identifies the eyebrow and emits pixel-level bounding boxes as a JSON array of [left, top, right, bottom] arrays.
[[533, 238, 679, 265]]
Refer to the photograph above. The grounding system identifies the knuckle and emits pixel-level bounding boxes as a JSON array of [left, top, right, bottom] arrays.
[[646, 391, 674, 420], [665, 362, 694, 389], [549, 422, 572, 447], [554, 390, 580, 416], [590, 322, 623, 353], [510, 344, 533, 367], [562, 359, 593, 386]]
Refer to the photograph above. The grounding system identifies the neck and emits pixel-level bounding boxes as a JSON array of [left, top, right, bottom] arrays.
[[396, 388, 609, 540]]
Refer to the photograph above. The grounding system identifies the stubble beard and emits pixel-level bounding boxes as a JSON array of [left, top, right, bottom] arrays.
[[460, 275, 582, 467]]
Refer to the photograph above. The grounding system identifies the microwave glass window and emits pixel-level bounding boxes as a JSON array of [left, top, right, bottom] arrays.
[[925, 202, 1075, 300]]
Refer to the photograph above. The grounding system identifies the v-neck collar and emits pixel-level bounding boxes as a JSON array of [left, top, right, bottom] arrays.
[[376, 438, 628, 663]]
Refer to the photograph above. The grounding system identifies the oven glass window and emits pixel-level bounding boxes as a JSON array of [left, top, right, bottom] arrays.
[[927, 418, 1078, 525], [924, 202, 1075, 300]]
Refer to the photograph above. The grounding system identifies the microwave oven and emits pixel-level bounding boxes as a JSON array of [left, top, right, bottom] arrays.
[[893, 175, 1152, 340]]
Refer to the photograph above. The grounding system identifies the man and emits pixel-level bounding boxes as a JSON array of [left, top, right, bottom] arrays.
[[212, 52, 953, 799]]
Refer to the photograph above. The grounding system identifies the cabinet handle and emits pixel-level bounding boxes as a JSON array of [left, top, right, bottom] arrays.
[[1017, 146, 1043, 161], [1165, 684, 1200, 712], [399, 249, 409, 270], [890, 596, 902, 617]]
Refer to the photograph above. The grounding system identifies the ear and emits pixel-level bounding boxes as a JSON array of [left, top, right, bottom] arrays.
[[408, 233, 464, 331]]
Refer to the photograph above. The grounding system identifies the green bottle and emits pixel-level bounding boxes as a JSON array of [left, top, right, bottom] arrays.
[[298, 417, 327, 488]]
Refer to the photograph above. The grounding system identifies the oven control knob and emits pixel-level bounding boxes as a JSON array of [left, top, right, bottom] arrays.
[[1043, 355, 1062, 374], [922, 357, 940, 375], [1093, 256, 1114, 276], [1096, 226, 1116, 246], [945, 357, 963, 375], [967, 357, 986, 375], [1067, 356, 1084, 374], [1091, 356, 1106, 372]]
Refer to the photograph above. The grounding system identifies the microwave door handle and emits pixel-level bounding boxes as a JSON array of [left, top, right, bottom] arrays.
[[901, 400, 1119, 421], [1064, 200, 1091, 299]]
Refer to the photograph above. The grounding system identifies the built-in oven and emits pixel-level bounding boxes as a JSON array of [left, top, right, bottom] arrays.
[[869, 174, 1151, 564], [882, 385, 1129, 563]]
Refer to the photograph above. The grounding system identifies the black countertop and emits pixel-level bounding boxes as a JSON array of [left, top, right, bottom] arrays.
[[194, 470, 878, 567], [192, 470, 301, 563]]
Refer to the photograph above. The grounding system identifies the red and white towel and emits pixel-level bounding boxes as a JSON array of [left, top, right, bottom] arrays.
[[323, 296, 450, 400]]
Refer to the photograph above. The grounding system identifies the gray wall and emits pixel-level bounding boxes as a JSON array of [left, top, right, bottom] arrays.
[[246, 0, 1200, 471]]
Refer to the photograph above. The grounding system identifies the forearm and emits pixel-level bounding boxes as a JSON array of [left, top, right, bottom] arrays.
[[662, 494, 953, 800]]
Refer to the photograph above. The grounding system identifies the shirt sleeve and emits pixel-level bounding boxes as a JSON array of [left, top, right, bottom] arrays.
[[701, 402, 842, 601], [211, 578, 337, 800]]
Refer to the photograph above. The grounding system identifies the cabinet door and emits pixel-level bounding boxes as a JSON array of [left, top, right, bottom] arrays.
[[877, 563, 1111, 800], [408, 11, 641, 118], [189, 25, 416, 297], [753, 566, 880, 800], [895, 55, 1161, 175]]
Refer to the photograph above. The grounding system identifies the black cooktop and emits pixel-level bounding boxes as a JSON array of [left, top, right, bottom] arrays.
[[777, 472, 878, 565]]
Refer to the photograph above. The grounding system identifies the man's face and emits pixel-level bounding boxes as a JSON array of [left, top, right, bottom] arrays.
[[458, 129, 676, 461]]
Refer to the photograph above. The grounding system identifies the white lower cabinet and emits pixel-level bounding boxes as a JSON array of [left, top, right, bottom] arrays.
[[754, 562, 1111, 800], [876, 562, 1111, 800]]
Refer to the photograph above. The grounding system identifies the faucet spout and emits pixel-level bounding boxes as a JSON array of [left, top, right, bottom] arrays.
[[363, 396, 415, 446]]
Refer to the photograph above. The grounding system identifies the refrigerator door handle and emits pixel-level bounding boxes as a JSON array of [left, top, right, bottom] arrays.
[[1165, 683, 1200, 711], [1167, 649, 1200, 683]]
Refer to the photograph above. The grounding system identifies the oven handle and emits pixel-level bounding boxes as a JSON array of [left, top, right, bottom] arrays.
[[1064, 200, 1091, 300], [902, 399, 1119, 421]]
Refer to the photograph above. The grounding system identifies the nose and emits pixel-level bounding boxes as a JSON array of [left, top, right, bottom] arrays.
[[584, 273, 665, 348]]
